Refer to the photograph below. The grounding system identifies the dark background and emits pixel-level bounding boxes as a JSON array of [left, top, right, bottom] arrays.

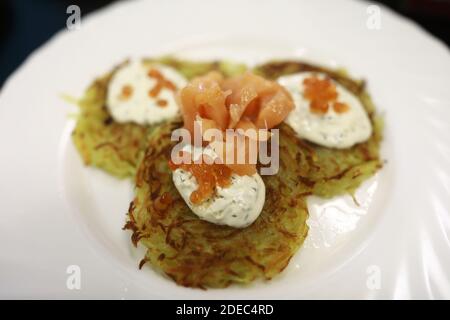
[[0, 0, 449, 88]]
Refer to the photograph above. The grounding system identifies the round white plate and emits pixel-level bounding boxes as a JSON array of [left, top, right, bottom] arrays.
[[1, 0, 449, 299]]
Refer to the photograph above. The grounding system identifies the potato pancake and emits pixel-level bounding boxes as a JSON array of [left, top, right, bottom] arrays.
[[124, 117, 310, 288], [254, 61, 383, 197], [72, 58, 247, 178], [124, 61, 382, 288]]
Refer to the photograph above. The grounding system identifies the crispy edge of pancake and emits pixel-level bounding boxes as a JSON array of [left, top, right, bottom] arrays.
[[72, 58, 247, 178], [124, 117, 310, 288]]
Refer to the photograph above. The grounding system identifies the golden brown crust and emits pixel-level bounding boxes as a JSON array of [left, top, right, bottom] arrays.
[[124, 118, 310, 288]]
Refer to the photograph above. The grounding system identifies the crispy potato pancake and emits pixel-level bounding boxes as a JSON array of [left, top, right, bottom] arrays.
[[124, 117, 310, 288], [72, 58, 247, 178], [124, 61, 382, 289], [254, 61, 383, 197]]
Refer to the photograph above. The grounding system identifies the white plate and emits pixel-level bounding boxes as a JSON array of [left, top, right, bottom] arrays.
[[1, 0, 449, 299]]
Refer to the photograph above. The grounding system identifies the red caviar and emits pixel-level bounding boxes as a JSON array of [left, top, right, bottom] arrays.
[[156, 99, 168, 107], [120, 84, 133, 100], [148, 68, 177, 98], [169, 152, 232, 204], [303, 76, 349, 114], [333, 101, 350, 113]]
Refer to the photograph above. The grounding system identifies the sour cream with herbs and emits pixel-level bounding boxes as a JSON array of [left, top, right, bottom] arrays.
[[172, 145, 266, 228], [278, 72, 372, 149], [107, 61, 187, 125]]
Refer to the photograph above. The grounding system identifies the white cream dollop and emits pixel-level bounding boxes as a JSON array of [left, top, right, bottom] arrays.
[[107, 61, 187, 125], [278, 72, 372, 149], [172, 145, 265, 228]]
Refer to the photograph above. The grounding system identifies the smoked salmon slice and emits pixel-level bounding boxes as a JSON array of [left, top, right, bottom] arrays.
[[177, 71, 294, 176], [178, 72, 230, 134]]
